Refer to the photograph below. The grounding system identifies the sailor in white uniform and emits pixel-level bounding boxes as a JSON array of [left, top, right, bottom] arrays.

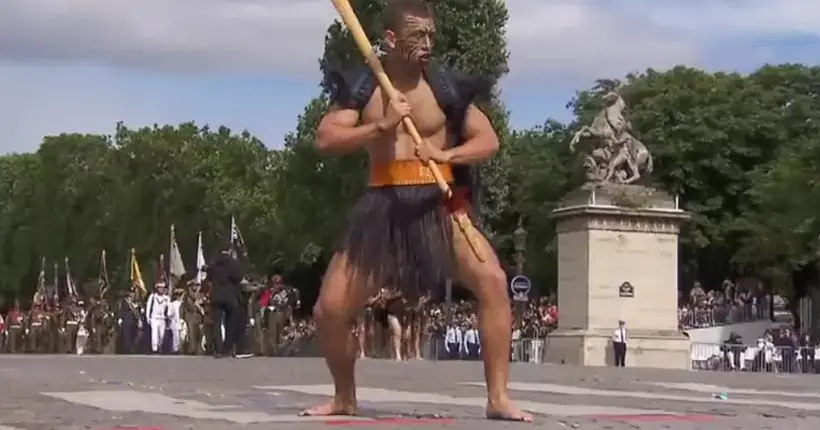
[[146, 283, 170, 353]]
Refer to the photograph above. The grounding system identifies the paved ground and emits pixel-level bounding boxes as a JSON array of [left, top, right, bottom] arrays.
[[0, 356, 819, 429]]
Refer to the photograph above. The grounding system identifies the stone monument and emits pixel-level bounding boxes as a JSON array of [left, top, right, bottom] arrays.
[[544, 79, 691, 369]]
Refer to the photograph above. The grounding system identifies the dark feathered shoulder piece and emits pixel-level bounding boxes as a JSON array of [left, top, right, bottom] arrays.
[[426, 66, 493, 111], [322, 65, 377, 110]]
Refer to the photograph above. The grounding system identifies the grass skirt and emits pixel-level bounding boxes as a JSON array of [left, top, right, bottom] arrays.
[[336, 184, 457, 298]]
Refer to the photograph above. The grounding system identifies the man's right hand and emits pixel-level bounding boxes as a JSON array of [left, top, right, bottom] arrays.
[[378, 95, 411, 131]]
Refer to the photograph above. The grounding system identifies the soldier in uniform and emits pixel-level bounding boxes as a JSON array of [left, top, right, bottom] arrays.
[[5, 299, 24, 353], [27, 302, 47, 353], [75, 300, 89, 355], [264, 275, 290, 356], [62, 298, 82, 354], [201, 291, 214, 354], [0, 309, 5, 352], [42, 301, 58, 353], [101, 301, 118, 354], [117, 289, 142, 354], [87, 300, 106, 354], [182, 288, 205, 355]]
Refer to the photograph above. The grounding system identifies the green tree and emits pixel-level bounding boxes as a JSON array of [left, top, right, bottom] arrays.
[[733, 65, 820, 296], [0, 123, 282, 299], [494, 120, 580, 292]]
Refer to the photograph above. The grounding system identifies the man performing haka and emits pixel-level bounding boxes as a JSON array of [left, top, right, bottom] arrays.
[[302, 0, 532, 422]]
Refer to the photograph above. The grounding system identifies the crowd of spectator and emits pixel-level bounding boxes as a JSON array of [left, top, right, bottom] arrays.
[[275, 280, 769, 354], [677, 280, 770, 329]]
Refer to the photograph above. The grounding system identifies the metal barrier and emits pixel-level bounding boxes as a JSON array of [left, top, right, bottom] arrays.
[[421, 337, 548, 362], [274, 336, 550, 362], [679, 300, 769, 329], [690, 342, 819, 373]]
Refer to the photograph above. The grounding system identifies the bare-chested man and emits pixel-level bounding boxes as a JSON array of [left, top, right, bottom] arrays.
[[301, 0, 531, 422]]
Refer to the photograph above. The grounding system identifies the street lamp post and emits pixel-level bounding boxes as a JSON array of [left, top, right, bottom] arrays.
[[513, 217, 527, 276], [512, 217, 528, 325]]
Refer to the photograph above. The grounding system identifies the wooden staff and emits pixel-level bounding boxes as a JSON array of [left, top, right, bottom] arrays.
[[329, 0, 485, 261]]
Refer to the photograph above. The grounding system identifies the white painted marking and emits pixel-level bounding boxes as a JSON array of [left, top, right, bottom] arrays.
[[466, 382, 820, 412], [0, 426, 25, 430], [256, 385, 673, 417], [648, 382, 820, 399], [42, 390, 355, 423]]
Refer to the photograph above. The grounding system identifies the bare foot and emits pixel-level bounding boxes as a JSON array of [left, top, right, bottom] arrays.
[[486, 399, 534, 422], [299, 399, 357, 417]]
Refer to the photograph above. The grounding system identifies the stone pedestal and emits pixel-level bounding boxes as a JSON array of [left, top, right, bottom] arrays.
[[544, 185, 691, 369]]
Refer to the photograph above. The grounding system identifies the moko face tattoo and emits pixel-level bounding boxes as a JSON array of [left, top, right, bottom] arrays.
[[396, 15, 435, 64]]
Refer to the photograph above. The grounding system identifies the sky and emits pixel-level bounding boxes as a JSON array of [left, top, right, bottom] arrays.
[[0, 0, 819, 153]]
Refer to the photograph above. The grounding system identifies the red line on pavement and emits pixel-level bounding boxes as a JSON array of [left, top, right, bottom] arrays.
[[324, 417, 454, 425], [592, 413, 717, 422], [103, 427, 164, 430]]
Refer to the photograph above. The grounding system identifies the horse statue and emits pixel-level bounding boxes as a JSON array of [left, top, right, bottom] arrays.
[[569, 79, 653, 184]]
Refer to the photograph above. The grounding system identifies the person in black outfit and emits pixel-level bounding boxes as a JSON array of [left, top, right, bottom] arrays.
[[206, 241, 244, 358], [799, 334, 815, 373], [116, 289, 141, 354], [721, 332, 745, 371]]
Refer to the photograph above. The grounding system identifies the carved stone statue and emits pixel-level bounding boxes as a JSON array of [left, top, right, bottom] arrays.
[[569, 79, 653, 185]]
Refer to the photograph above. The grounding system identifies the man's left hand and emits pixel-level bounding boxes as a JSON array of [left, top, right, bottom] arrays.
[[416, 142, 450, 164]]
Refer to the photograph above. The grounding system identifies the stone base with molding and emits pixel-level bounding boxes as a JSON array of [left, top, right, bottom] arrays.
[[544, 328, 690, 370]]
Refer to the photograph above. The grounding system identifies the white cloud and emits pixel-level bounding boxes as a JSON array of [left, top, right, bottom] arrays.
[[0, 0, 817, 152], [1, 0, 816, 79], [0, 0, 335, 75]]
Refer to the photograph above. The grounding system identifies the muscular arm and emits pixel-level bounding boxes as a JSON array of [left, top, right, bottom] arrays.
[[444, 105, 500, 164], [315, 104, 384, 155]]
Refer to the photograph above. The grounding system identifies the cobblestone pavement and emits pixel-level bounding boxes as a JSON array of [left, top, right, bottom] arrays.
[[0, 355, 819, 429]]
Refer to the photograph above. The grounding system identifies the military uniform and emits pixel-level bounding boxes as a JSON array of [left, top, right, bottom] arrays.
[[101, 305, 118, 354], [27, 308, 47, 353], [62, 306, 81, 353], [264, 288, 290, 356], [5, 307, 23, 353], [182, 293, 204, 355], [202, 294, 214, 354]]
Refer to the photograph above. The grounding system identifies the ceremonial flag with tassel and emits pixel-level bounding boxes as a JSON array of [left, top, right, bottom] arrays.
[[169, 224, 186, 286], [64, 257, 78, 297], [195, 230, 206, 285], [130, 248, 147, 300], [155, 253, 168, 288], [230, 215, 248, 258], [98, 249, 110, 298], [33, 256, 46, 304], [52, 261, 59, 303]]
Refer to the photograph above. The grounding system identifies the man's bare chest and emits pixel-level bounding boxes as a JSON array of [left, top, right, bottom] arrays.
[[362, 86, 446, 136]]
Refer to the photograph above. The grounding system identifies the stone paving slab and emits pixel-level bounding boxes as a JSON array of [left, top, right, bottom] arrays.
[[0, 355, 819, 429]]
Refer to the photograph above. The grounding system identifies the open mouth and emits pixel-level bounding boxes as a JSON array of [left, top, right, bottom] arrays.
[[419, 54, 431, 62]]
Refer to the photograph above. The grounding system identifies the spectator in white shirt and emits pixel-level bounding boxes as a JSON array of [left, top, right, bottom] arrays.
[[612, 320, 627, 367], [463, 322, 480, 360], [443, 323, 463, 359]]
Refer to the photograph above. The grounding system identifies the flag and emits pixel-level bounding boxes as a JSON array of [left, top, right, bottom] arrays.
[[33, 257, 46, 304], [64, 257, 78, 297], [155, 253, 168, 288], [195, 230, 206, 284], [169, 224, 186, 282], [52, 261, 59, 302], [98, 249, 110, 298], [130, 248, 147, 299], [230, 215, 248, 258]]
